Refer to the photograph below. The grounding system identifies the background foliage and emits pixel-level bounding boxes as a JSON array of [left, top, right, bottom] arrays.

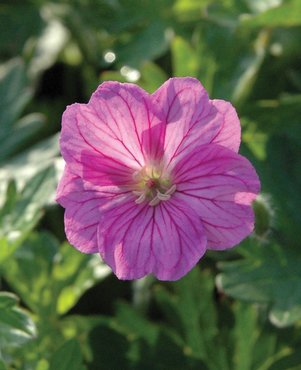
[[0, 0, 301, 369]]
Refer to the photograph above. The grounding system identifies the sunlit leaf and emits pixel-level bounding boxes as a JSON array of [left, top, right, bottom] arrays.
[[138, 62, 167, 93], [171, 36, 199, 77], [2, 232, 110, 316], [0, 292, 36, 351], [0, 166, 57, 264], [242, 0, 301, 27], [54, 242, 111, 315]]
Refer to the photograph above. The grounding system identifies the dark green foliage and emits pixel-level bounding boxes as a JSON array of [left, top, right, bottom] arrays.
[[0, 0, 300, 368]]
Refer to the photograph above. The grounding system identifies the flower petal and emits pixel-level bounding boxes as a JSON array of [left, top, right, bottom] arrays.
[[152, 77, 241, 168], [173, 143, 260, 250], [89, 81, 165, 163], [210, 99, 241, 152], [56, 166, 131, 253], [60, 103, 135, 186], [97, 196, 207, 280], [60, 82, 165, 186]]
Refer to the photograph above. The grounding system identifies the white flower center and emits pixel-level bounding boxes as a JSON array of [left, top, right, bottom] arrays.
[[132, 166, 176, 207]]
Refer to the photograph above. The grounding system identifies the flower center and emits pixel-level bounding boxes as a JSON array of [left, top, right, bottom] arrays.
[[132, 166, 176, 207]]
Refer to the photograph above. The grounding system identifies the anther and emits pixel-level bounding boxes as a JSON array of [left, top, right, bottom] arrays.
[[165, 184, 177, 195], [135, 193, 146, 204], [149, 196, 161, 206], [156, 191, 171, 201]]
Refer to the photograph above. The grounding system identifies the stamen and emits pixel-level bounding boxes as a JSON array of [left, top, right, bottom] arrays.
[[156, 191, 171, 201], [135, 193, 146, 204], [132, 166, 177, 206], [133, 190, 144, 196], [165, 184, 177, 195], [149, 196, 161, 206]]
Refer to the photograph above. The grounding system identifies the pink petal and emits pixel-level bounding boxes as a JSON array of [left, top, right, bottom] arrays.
[[60, 104, 135, 187], [60, 82, 165, 186], [97, 196, 207, 281], [89, 81, 165, 163], [172, 143, 260, 250], [152, 77, 241, 169], [56, 166, 131, 253], [210, 99, 241, 152]]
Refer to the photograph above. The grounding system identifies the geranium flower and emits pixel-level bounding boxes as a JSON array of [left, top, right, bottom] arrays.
[[56, 77, 260, 280]]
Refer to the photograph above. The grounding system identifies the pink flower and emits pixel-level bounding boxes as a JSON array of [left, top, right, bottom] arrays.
[[56, 77, 260, 280]]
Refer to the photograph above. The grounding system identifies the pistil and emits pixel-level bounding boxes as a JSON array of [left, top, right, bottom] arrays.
[[132, 167, 176, 206]]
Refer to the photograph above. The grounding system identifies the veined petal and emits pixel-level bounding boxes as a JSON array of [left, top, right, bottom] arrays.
[[210, 99, 241, 152], [60, 103, 136, 186], [97, 196, 207, 280], [173, 143, 260, 250], [89, 81, 165, 163], [56, 166, 131, 253], [152, 77, 241, 168]]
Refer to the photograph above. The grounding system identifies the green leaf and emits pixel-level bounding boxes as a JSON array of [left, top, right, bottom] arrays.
[[116, 20, 170, 68], [0, 4, 44, 58], [154, 268, 228, 369], [242, 0, 301, 28], [1, 232, 58, 315], [0, 360, 6, 370], [0, 59, 32, 129], [217, 242, 301, 327], [231, 30, 269, 106], [0, 113, 45, 162], [49, 339, 86, 370], [0, 292, 36, 351], [0, 166, 57, 264], [88, 321, 131, 370], [232, 302, 258, 370], [2, 232, 110, 316], [171, 36, 199, 77], [139, 62, 168, 93], [173, 0, 211, 21], [55, 242, 111, 315]]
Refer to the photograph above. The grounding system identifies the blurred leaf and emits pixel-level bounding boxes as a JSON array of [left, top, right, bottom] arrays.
[[264, 135, 301, 241], [217, 242, 301, 327], [28, 9, 69, 80], [138, 62, 168, 93], [0, 134, 61, 203], [116, 20, 171, 68], [101, 71, 127, 84], [173, 0, 211, 21], [0, 166, 57, 264], [241, 96, 301, 141], [0, 4, 44, 58], [171, 36, 199, 77], [55, 243, 110, 315], [241, 118, 268, 160], [242, 0, 301, 27], [0, 58, 32, 129], [231, 29, 269, 106], [154, 268, 228, 369], [1, 232, 58, 315], [0, 292, 36, 352], [49, 339, 86, 370], [88, 304, 208, 370], [0, 360, 6, 370], [3, 232, 110, 316], [0, 113, 45, 163], [88, 321, 131, 370], [232, 302, 257, 370]]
